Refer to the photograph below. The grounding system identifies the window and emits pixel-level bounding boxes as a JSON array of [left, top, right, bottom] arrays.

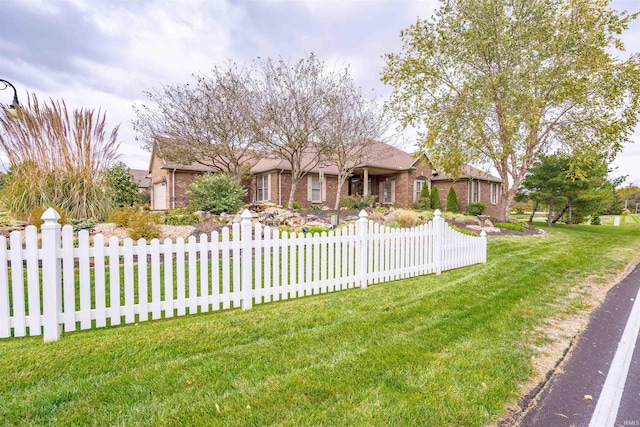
[[490, 183, 499, 205], [470, 180, 479, 203], [414, 176, 427, 202], [311, 174, 321, 202], [256, 174, 270, 202], [307, 174, 326, 203], [380, 180, 395, 204]]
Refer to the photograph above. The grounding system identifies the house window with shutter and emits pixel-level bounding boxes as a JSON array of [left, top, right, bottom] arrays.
[[414, 176, 427, 202], [256, 174, 270, 202], [490, 183, 499, 205], [469, 180, 479, 203], [307, 174, 326, 203]]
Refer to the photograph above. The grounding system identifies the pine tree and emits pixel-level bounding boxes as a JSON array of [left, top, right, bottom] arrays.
[[446, 187, 458, 213], [430, 186, 441, 210], [415, 182, 431, 210]]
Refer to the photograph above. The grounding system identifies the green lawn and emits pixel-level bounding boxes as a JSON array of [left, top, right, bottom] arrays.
[[2, 224, 640, 426]]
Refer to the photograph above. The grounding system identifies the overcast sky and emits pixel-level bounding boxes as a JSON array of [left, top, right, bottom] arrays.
[[2, 0, 639, 186]]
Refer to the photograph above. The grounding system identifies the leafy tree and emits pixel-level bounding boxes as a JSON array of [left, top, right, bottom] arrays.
[[446, 186, 459, 213], [104, 161, 141, 207], [187, 173, 246, 214], [520, 154, 570, 226], [521, 154, 617, 226], [382, 0, 640, 221], [134, 62, 258, 183], [430, 186, 441, 210], [617, 184, 640, 213], [0, 93, 119, 219]]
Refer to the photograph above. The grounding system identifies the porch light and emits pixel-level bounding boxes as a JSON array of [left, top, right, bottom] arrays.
[[0, 79, 20, 118]]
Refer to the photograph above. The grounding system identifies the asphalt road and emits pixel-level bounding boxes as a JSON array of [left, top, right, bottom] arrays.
[[518, 264, 640, 427]]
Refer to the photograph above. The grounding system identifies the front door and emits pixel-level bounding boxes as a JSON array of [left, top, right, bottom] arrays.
[[153, 183, 167, 210]]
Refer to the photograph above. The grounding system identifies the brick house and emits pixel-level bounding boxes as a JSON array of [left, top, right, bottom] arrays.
[[148, 140, 503, 216]]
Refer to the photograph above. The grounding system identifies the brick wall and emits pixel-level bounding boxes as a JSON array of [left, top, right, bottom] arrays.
[[432, 180, 501, 217]]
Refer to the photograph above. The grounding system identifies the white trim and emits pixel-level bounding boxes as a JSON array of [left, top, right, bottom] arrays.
[[589, 283, 640, 427]]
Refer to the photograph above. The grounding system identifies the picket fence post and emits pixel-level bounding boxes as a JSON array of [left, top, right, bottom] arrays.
[[241, 209, 253, 311], [41, 207, 62, 342], [480, 230, 487, 263], [433, 209, 444, 275], [356, 210, 368, 288]]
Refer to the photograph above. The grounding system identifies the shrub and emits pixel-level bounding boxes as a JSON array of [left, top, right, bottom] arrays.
[[301, 225, 331, 235], [430, 186, 441, 210], [287, 201, 301, 210], [340, 196, 355, 209], [28, 206, 69, 231], [415, 196, 431, 210], [590, 213, 601, 225], [162, 214, 201, 226], [467, 202, 487, 216], [393, 209, 419, 228], [307, 205, 321, 211], [70, 218, 97, 233], [446, 187, 459, 213], [415, 184, 431, 210], [386, 220, 400, 229], [127, 212, 160, 240], [188, 173, 246, 215], [168, 206, 197, 215], [108, 205, 138, 227], [494, 222, 526, 232], [104, 161, 141, 207], [352, 194, 376, 210]]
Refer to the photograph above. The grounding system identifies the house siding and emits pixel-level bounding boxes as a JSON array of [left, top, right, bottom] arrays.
[[432, 179, 501, 217]]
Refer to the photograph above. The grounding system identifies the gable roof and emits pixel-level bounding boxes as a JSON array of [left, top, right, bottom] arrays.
[[129, 169, 151, 188], [149, 138, 501, 182], [431, 164, 501, 183]]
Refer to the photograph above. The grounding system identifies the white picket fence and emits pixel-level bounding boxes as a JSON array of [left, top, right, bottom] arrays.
[[0, 208, 486, 342]]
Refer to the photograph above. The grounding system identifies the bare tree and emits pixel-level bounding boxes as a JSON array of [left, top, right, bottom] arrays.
[[134, 62, 259, 182], [252, 53, 342, 208], [320, 85, 393, 209]]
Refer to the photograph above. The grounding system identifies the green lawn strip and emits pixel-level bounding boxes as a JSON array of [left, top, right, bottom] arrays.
[[2, 225, 640, 426]]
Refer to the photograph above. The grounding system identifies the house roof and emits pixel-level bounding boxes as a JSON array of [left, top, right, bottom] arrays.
[[431, 164, 501, 183], [149, 138, 501, 183], [129, 169, 151, 188]]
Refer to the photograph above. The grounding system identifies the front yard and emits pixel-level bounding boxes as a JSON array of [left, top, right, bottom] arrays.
[[2, 224, 640, 426]]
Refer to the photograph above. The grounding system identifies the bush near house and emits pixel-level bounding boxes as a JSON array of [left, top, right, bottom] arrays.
[[467, 202, 487, 216], [430, 186, 441, 210], [415, 184, 431, 210], [446, 187, 459, 213], [187, 173, 246, 215]]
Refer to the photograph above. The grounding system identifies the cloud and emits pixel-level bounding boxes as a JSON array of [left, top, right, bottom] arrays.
[[0, 0, 124, 92]]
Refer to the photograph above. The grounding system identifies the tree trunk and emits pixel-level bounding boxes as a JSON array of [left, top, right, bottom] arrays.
[[333, 172, 349, 210], [497, 185, 517, 222], [287, 179, 298, 209], [552, 204, 568, 224], [529, 200, 539, 223]]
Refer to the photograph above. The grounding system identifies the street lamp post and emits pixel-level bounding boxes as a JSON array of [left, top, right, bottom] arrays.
[[0, 79, 20, 118]]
